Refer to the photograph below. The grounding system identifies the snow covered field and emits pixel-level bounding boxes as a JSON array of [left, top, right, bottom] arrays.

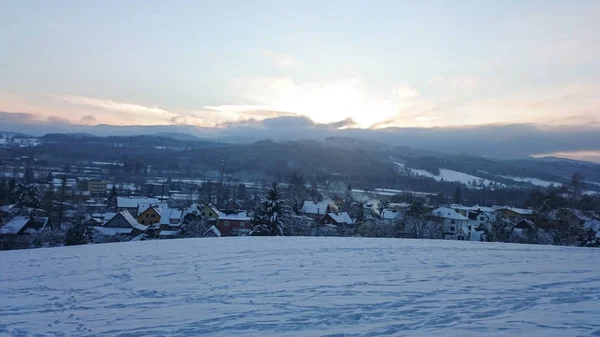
[[1, 238, 600, 337]]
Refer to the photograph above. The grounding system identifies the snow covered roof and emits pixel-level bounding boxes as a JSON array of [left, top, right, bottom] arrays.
[[326, 212, 353, 225], [93, 226, 132, 236], [584, 220, 600, 232], [159, 230, 180, 236], [138, 204, 163, 217], [0, 204, 16, 213], [119, 210, 148, 231], [381, 209, 401, 220], [302, 200, 332, 215], [117, 197, 159, 209], [0, 216, 30, 234], [500, 207, 534, 215], [431, 207, 469, 220], [203, 225, 221, 237], [218, 210, 251, 221]]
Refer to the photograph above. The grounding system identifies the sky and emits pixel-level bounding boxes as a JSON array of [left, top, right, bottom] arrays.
[[1, 1, 599, 159]]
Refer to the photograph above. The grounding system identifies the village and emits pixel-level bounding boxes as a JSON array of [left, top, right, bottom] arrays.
[[1, 169, 599, 250]]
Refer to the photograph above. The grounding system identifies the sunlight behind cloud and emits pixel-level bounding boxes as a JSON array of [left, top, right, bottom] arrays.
[[231, 77, 422, 128]]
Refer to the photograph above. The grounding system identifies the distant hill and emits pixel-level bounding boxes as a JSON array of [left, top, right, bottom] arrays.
[[151, 132, 202, 141], [7, 133, 600, 193]]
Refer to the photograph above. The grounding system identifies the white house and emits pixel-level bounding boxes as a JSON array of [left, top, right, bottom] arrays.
[[430, 207, 469, 237]]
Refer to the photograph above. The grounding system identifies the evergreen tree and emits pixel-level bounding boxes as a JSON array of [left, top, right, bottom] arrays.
[[406, 200, 425, 217], [7, 178, 16, 203], [13, 183, 41, 210], [0, 179, 6, 203], [571, 172, 586, 199], [23, 167, 35, 183], [309, 182, 323, 202], [42, 187, 55, 215], [453, 187, 462, 204], [65, 226, 92, 246], [377, 199, 390, 215], [252, 182, 289, 236], [107, 185, 118, 211], [236, 183, 248, 203]]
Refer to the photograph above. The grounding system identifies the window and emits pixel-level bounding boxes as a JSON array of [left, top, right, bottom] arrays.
[[146, 214, 149, 218], [141, 220, 145, 224], [240, 222, 245, 227], [202, 212, 205, 216], [209, 212, 213, 217], [151, 214, 156, 218], [450, 226, 455, 231], [450, 219, 456, 224], [480, 217, 485, 221], [224, 221, 230, 226]]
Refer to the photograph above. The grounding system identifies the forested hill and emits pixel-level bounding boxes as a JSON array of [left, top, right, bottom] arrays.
[[3, 133, 600, 192]]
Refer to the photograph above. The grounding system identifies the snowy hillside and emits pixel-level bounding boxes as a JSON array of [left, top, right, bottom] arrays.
[[395, 162, 501, 187], [1, 238, 600, 336]]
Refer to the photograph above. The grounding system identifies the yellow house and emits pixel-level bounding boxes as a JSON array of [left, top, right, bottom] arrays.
[[137, 206, 162, 226], [201, 204, 221, 223]]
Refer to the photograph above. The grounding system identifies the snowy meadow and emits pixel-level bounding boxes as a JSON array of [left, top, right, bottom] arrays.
[[1, 237, 599, 336]]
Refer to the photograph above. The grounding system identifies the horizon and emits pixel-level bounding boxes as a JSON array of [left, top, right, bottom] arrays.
[[1, 1, 599, 161]]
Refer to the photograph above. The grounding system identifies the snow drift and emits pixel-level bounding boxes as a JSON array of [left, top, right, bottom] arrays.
[[1, 237, 599, 336]]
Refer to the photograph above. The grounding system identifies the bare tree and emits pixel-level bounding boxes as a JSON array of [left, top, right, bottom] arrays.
[[404, 216, 443, 239]]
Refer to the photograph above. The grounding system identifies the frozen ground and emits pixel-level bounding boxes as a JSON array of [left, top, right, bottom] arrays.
[[1, 238, 600, 337]]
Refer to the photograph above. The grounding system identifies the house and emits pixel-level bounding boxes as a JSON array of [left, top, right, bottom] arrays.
[[0, 216, 51, 250], [454, 225, 484, 241], [156, 208, 184, 237], [496, 207, 533, 223], [200, 204, 220, 223], [117, 197, 159, 216], [381, 209, 402, 222], [466, 209, 494, 231], [203, 225, 221, 237], [429, 207, 469, 237], [94, 210, 148, 237], [216, 210, 251, 236], [137, 205, 162, 226], [321, 212, 354, 226], [302, 200, 334, 220], [511, 219, 537, 243]]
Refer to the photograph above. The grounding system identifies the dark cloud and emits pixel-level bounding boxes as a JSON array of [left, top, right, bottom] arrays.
[[326, 118, 357, 129], [46, 115, 70, 124], [0, 111, 37, 123], [81, 115, 96, 122]]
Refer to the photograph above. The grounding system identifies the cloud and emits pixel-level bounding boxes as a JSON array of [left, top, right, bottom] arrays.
[[54, 95, 174, 118], [81, 115, 96, 123], [261, 50, 302, 69], [428, 75, 481, 92], [46, 115, 70, 124]]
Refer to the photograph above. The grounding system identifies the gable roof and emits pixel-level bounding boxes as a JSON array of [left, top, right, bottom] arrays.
[[431, 207, 469, 220], [203, 225, 221, 237], [218, 210, 251, 221], [106, 210, 148, 232], [302, 200, 331, 215], [117, 197, 159, 209], [138, 204, 162, 217], [0, 216, 30, 235], [326, 212, 353, 225]]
